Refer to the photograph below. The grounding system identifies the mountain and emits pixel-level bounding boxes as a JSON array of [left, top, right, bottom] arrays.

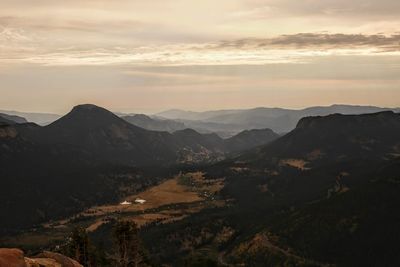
[[121, 114, 243, 138], [0, 104, 279, 232], [122, 114, 186, 132], [0, 110, 60, 125], [178, 119, 245, 138], [157, 104, 400, 133], [224, 128, 280, 153], [225, 112, 400, 266], [0, 116, 15, 126], [0, 104, 180, 231], [0, 113, 27, 124], [3, 107, 399, 266], [172, 129, 226, 163], [156, 108, 242, 121], [120, 114, 280, 160], [243, 111, 400, 165], [220, 111, 400, 265], [8, 104, 182, 166], [0, 103, 280, 168], [140, 111, 400, 266]]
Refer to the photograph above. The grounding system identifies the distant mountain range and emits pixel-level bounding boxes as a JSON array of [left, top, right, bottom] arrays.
[[122, 114, 186, 133], [157, 104, 400, 133], [3, 104, 399, 136], [1, 104, 278, 165], [0, 110, 60, 125], [0, 113, 27, 125]]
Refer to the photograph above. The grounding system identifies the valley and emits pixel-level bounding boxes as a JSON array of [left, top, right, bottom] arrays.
[[0, 172, 227, 252], [1, 106, 400, 266]]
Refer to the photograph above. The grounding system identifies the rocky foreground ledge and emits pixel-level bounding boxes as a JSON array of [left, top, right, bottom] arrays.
[[0, 248, 83, 267]]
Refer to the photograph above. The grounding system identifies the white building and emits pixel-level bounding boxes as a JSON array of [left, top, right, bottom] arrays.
[[120, 200, 132, 205], [135, 198, 146, 204]]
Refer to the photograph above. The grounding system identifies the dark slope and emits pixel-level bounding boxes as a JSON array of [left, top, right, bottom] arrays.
[[224, 128, 279, 153], [11, 104, 273, 165], [30, 104, 181, 165], [0, 116, 15, 126], [142, 111, 400, 266], [172, 129, 226, 162], [265, 158, 400, 267], [0, 105, 180, 231], [219, 112, 400, 265], [1, 104, 280, 169], [173, 128, 224, 149], [242, 111, 400, 166], [9, 104, 221, 165], [0, 104, 281, 232]]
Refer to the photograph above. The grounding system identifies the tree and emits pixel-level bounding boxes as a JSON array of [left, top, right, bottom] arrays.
[[68, 226, 90, 266], [112, 220, 143, 267]]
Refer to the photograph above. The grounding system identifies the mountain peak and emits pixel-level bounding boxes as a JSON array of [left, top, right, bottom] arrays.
[[67, 103, 116, 117], [70, 104, 107, 113], [49, 104, 126, 130]]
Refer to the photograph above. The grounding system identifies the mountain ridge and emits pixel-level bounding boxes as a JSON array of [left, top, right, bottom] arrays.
[[157, 104, 400, 133]]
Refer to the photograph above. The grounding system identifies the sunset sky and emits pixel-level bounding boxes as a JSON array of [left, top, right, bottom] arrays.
[[1, 0, 400, 113]]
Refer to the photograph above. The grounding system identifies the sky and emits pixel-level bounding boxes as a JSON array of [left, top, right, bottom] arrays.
[[1, 0, 400, 114]]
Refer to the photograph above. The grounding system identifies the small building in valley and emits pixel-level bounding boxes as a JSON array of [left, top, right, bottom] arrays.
[[120, 200, 132, 205], [135, 198, 146, 204]]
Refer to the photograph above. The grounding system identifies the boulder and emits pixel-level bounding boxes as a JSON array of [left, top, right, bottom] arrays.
[[0, 248, 27, 267], [25, 257, 60, 267], [0, 248, 83, 267], [34, 251, 83, 267]]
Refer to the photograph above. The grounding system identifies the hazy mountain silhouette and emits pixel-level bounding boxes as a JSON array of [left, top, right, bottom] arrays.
[[122, 113, 245, 138], [157, 104, 400, 133], [0, 110, 60, 125], [0, 116, 15, 126], [122, 114, 186, 132], [0, 113, 27, 124], [156, 108, 242, 121]]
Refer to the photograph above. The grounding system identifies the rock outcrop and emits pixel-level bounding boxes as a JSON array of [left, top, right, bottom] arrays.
[[0, 248, 83, 267], [33, 251, 82, 267], [0, 248, 26, 267]]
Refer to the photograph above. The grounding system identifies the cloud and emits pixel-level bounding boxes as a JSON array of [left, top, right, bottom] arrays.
[[244, 0, 400, 19], [0, 27, 32, 42], [1, 1, 400, 66], [216, 33, 400, 51], [0, 15, 145, 34], [1, 32, 400, 66]]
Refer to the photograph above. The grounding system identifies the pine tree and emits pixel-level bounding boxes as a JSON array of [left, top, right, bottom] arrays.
[[112, 220, 143, 267], [69, 227, 90, 266]]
